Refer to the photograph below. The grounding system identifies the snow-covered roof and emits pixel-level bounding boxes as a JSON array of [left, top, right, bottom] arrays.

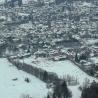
[[90, 57, 98, 64]]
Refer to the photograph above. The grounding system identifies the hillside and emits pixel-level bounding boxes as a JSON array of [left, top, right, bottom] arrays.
[[0, 58, 48, 98]]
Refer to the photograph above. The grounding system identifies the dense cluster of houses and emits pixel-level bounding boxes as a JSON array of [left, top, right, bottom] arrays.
[[0, 0, 98, 77]]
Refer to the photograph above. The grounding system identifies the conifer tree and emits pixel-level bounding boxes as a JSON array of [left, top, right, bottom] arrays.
[[75, 53, 79, 62], [47, 94, 50, 98], [43, 71, 48, 82]]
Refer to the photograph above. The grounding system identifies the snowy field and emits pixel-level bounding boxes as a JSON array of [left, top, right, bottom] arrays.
[[19, 57, 98, 98], [69, 86, 81, 98], [21, 57, 98, 85], [0, 58, 48, 98]]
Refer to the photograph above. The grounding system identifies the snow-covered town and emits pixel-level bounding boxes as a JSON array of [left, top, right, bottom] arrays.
[[0, 0, 98, 98]]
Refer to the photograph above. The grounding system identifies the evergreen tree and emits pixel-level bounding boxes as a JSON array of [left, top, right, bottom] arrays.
[[47, 14, 51, 29], [53, 81, 72, 98], [52, 92, 56, 98], [61, 81, 68, 98], [47, 94, 50, 98], [75, 53, 79, 62], [43, 71, 48, 82], [18, 0, 22, 6], [79, 54, 87, 60], [53, 81, 61, 98], [10, 0, 14, 7], [81, 82, 98, 98]]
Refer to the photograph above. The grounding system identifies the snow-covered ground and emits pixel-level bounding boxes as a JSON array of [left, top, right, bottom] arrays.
[[0, 58, 48, 98], [19, 57, 98, 98], [20, 57, 98, 85], [69, 86, 81, 98]]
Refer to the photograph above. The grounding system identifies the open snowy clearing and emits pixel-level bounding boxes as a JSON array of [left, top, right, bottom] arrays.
[[20, 57, 98, 85], [69, 86, 81, 98], [19, 57, 98, 98], [0, 58, 48, 98]]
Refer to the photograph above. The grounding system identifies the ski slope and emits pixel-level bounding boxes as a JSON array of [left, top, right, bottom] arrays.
[[0, 58, 48, 98]]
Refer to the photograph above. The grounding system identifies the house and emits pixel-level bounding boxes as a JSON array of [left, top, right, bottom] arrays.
[[6, 0, 22, 7], [49, 49, 67, 61], [34, 50, 48, 58]]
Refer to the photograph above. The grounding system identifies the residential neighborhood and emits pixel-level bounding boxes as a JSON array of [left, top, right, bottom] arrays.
[[0, 0, 98, 98]]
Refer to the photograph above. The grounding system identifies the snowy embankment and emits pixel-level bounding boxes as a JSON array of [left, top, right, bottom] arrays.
[[0, 58, 48, 98]]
